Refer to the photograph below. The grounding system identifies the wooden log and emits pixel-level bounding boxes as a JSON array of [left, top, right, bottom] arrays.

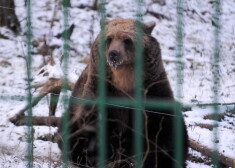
[[9, 78, 74, 124], [203, 113, 225, 121], [9, 92, 48, 124], [189, 139, 235, 167], [195, 123, 218, 131], [11, 116, 61, 127]]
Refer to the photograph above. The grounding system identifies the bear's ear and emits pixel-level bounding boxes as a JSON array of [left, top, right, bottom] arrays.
[[144, 21, 156, 34]]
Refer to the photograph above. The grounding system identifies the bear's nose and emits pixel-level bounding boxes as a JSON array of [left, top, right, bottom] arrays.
[[109, 50, 120, 62]]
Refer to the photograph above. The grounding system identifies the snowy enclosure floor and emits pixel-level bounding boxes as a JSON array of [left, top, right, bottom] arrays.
[[0, 0, 235, 167]]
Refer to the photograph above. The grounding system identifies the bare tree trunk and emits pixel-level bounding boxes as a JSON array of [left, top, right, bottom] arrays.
[[0, 0, 21, 34]]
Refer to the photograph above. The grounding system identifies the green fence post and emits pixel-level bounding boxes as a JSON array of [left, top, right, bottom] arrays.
[[175, 0, 184, 167], [98, 0, 107, 167], [61, 0, 70, 167], [134, 0, 144, 167], [211, 0, 221, 167], [25, 0, 33, 167]]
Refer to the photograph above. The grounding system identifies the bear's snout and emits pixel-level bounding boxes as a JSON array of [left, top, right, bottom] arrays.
[[107, 50, 123, 68], [109, 50, 120, 62]]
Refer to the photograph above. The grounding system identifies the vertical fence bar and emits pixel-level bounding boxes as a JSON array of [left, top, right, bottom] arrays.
[[175, 0, 184, 167], [61, 0, 70, 167], [134, 0, 144, 167], [211, 0, 221, 167], [98, 0, 107, 167], [25, 0, 33, 167]]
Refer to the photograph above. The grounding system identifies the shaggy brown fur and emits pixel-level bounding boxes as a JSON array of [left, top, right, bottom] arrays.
[[58, 18, 188, 168]]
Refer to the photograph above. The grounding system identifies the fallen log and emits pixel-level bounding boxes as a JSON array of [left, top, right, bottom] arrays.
[[11, 116, 61, 127], [195, 123, 218, 131], [9, 78, 74, 124], [189, 139, 235, 167]]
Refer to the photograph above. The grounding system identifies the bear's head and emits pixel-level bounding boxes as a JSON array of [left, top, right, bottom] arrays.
[[104, 18, 156, 69], [89, 18, 161, 92], [90, 18, 156, 69]]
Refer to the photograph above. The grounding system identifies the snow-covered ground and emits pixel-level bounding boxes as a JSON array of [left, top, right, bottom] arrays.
[[0, 0, 234, 167]]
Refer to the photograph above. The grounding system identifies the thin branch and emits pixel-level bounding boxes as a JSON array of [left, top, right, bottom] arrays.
[[154, 117, 164, 167], [146, 10, 171, 21], [197, 102, 235, 106]]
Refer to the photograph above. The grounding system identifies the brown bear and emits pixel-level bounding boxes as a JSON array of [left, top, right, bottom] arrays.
[[58, 18, 188, 168]]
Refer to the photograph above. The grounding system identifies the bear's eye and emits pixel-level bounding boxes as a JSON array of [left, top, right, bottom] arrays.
[[107, 37, 112, 44], [124, 39, 132, 45]]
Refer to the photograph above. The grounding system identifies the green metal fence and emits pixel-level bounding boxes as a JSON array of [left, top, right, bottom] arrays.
[[97, 1, 107, 167], [211, 0, 221, 167], [61, 0, 70, 167], [25, 0, 33, 167], [3, 0, 223, 167]]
